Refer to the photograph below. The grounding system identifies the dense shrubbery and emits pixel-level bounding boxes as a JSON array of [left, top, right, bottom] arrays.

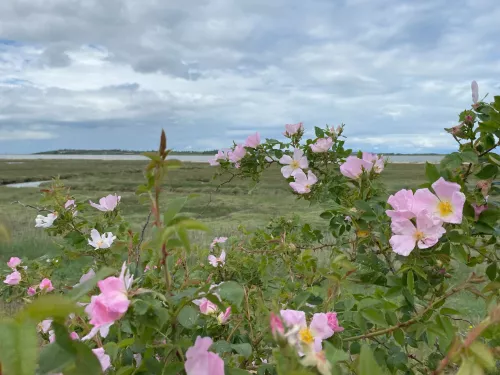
[[1, 82, 499, 375]]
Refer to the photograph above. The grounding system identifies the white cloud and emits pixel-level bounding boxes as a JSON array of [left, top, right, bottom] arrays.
[[0, 0, 498, 153], [0, 129, 57, 141]]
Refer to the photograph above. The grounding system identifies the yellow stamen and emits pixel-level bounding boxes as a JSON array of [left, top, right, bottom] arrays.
[[96, 240, 103, 248], [438, 201, 453, 216], [414, 231, 425, 241], [357, 230, 369, 238], [290, 160, 300, 169], [299, 328, 314, 345]]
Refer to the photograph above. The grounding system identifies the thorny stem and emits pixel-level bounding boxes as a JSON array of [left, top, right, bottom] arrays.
[[343, 274, 484, 342], [135, 210, 152, 268]]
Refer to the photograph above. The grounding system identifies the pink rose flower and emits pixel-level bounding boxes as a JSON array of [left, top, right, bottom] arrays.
[[210, 237, 227, 249], [413, 178, 465, 224], [228, 144, 246, 163], [27, 286, 37, 296], [389, 210, 446, 256], [92, 348, 111, 372], [471, 80, 479, 104], [290, 170, 318, 194], [88, 229, 116, 249], [325, 312, 344, 332], [70, 331, 80, 340], [244, 132, 261, 148], [284, 122, 303, 136], [193, 297, 218, 315], [472, 204, 487, 221], [208, 150, 226, 166], [217, 307, 231, 324], [310, 137, 333, 153], [208, 250, 226, 268], [386, 189, 417, 221], [362, 152, 384, 173], [7, 257, 21, 269], [64, 199, 76, 209], [4, 271, 21, 285], [279, 148, 308, 178], [270, 312, 285, 338], [89, 194, 121, 212], [340, 156, 373, 179], [185, 337, 224, 375], [82, 263, 133, 341], [40, 278, 55, 292]]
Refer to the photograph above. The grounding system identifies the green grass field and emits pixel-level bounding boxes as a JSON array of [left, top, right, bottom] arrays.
[[0, 160, 486, 319]]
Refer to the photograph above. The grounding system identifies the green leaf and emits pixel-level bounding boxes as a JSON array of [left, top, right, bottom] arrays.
[[359, 345, 383, 375], [133, 300, 150, 315], [486, 262, 497, 281], [163, 196, 190, 226], [178, 219, 209, 232], [231, 343, 252, 359], [162, 362, 185, 375], [177, 305, 199, 329], [257, 364, 276, 375], [475, 164, 498, 179], [361, 308, 388, 327], [407, 271, 415, 295], [212, 340, 233, 355], [69, 267, 116, 301], [440, 308, 461, 315], [39, 342, 73, 374], [488, 153, 500, 166], [0, 319, 38, 375], [425, 162, 440, 183], [218, 281, 245, 308], [177, 226, 191, 252], [21, 295, 82, 321], [227, 368, 252, 375], [324, 341, 349, 366], [66, 342, 105, 375], [393, 329, 405, 346], [314, 126, 325, 138], [293, 291, 311, 309], [460, 150, 478, 164]]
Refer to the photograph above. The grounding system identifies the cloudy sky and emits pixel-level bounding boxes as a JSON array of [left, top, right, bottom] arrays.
[[1, 0, 499, 154]]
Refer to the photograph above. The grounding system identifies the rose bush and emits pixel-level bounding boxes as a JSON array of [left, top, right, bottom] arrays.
[[0, 81, 499, 375]]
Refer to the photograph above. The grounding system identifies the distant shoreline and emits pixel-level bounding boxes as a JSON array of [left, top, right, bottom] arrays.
[[31, 149, 446, 156]]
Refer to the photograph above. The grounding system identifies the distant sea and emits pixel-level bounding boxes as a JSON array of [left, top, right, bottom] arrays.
[[0, 154, 444, 163]]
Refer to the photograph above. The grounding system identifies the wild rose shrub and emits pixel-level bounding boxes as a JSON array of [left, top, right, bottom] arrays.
[[0, 82, 499, 375]]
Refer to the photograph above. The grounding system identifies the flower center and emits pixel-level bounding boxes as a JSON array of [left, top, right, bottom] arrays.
[[96, 240, 103, 248], [299, 328, 314, 345], [438, 201, 453, 216], [290, 160, 300, 169], [414, 231, 425, 241]]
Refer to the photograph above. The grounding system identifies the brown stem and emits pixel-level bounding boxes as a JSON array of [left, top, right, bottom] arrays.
[[344, 275, 484, 342]]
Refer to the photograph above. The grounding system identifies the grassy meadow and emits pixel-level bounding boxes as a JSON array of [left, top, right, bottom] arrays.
[[0, 159, 486, 319]]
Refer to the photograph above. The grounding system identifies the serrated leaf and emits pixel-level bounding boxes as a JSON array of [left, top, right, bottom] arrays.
[[177, 305, 199, 329], [475, 164, 498, 179], [231, 343, 252, 359], [425, 162, 440, 183], [361, 308, 388, 327], [218, 281, 245, 308]]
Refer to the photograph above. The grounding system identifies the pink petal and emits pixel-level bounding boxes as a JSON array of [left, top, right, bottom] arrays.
[[432, 178, 461, 202], [391, 218, 416, 236], [280, 309, 307, 328], [310, 313, 334, 340], [389, 235, 416, 256]]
